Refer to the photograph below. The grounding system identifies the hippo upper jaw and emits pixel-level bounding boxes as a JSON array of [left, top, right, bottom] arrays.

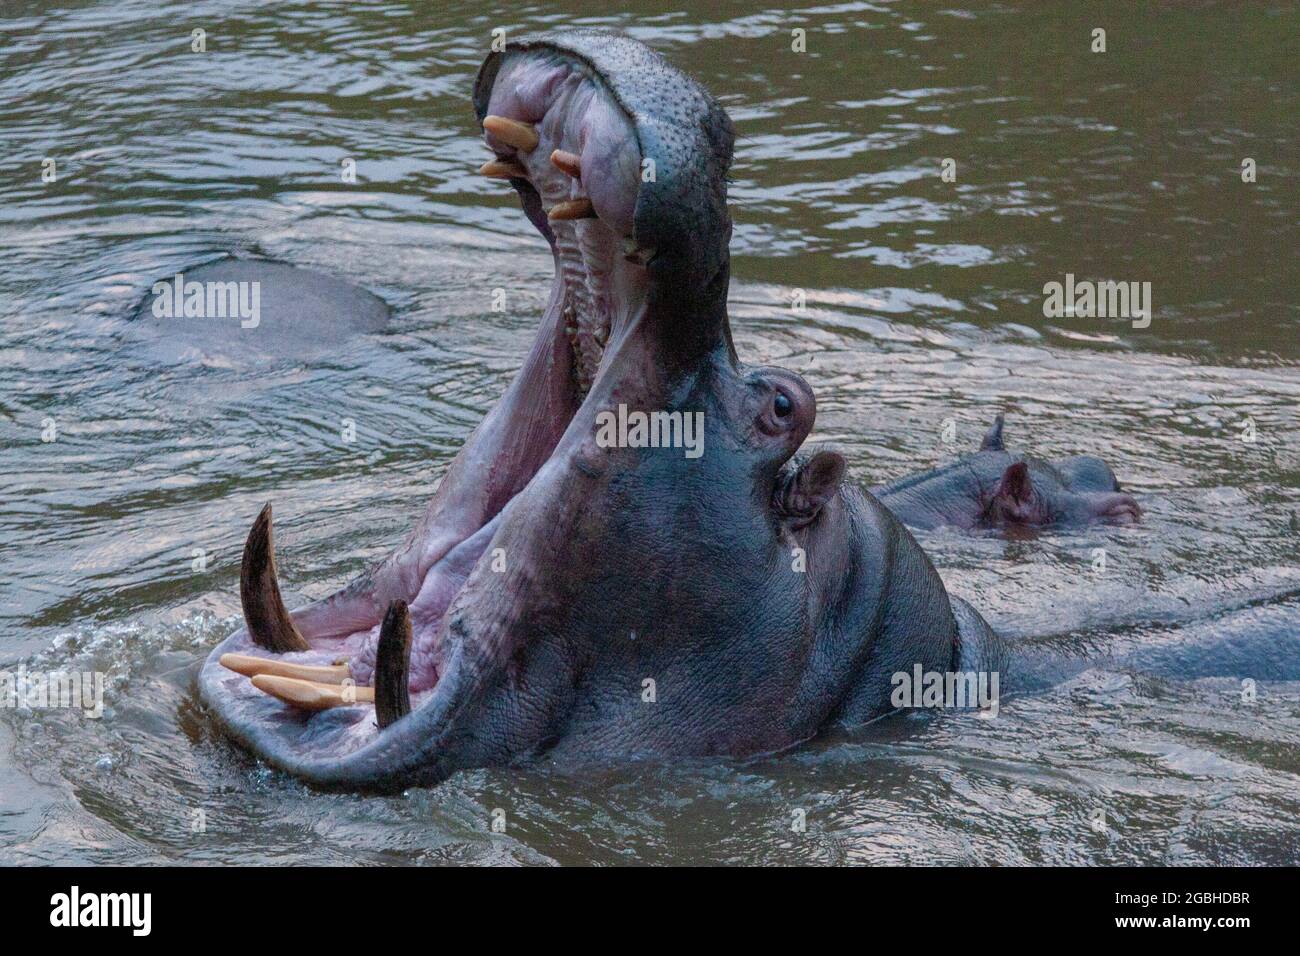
[[475, 31, 736, 369], [198, 33, 743, 791]]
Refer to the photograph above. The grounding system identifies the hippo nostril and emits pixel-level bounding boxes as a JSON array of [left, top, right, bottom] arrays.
[[774, 392, 793, 418], [1092, 492, 1141, 524]]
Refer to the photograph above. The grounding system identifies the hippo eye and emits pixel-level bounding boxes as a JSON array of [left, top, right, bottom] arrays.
[[774, 392, 793, 418]]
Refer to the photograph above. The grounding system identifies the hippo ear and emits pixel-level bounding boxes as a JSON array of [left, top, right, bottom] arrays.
[[778, 451, 846, 529], [993, 461, 1034, 504], [979, 413, 1006, 452]]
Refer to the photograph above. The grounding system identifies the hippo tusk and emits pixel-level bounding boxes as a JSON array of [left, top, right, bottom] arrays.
[[374, 600, 413, 729], [549, 148, 582, 179], [240, 503, 311, 653], [250, 674, 375, 711], [483, 115, 539, 152], [479, 158, 528, 179], [548, 197, 596, 221], [219, 652, 351, 684]]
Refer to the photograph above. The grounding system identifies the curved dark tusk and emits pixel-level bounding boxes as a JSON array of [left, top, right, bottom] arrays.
[[240, 503, 310, 653], [374, 599, 413, 729]]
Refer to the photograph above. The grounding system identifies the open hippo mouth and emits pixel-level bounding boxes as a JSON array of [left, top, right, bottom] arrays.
[[198, 32, 737, 790]]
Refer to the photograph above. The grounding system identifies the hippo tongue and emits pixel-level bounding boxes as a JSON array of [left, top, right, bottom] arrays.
[[425, 309, 664, 671]]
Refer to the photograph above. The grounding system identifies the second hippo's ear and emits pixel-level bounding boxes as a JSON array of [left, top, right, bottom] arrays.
[[992, 461, 1034, 504], [979, 413, 1006, 452], [777, 450, 847, 530]]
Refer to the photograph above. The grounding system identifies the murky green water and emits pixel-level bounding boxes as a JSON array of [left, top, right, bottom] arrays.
[[1, 1, 1297, 864]]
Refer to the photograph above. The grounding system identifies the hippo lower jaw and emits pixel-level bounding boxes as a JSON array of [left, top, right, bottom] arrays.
[[198, 306, 611, 788], [198, 33, 733, 790]]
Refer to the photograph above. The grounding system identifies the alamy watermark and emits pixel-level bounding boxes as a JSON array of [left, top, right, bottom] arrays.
[[1, 664, 104, 718], [891, 664, 1000, 718], [149, 271, 261, 328], [1042, 273, 1151, 329], [50, 886, 151, 936], [594, 404, 704, 459]]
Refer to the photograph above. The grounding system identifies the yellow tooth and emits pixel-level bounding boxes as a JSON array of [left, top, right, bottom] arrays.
[[548, 198, 596, 221], [549, 149, 582, 179], [220, 652, 351, 685], [250, 674, 375, 711], [479, 159, 527, 179], [483, 115, 539, 152]]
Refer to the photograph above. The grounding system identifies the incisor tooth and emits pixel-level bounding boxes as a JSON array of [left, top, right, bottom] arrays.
[[479, 159, 527, 179], [250, 674, 375, 711], [549, 149, 582, 179], [548, 198, 596, 221], [220, 653, 351, 684], [483, 115, 539, 152]]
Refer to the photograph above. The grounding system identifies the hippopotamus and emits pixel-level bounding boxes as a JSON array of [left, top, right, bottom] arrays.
[[128, 256, 388, 365], [872, 415, 1140, 532], [198, 31, 1007, 791]]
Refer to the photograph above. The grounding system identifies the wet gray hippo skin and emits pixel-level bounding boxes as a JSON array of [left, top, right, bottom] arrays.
[[872, 414, 1141, 532], [198, 31, 1006, 791], [129, 256, 388, 364]]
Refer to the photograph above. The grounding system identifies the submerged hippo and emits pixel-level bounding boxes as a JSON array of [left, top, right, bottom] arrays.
[[872, 415, 1140, 532], [128, 257, 389, 365], [199, 31, 1008, 791]]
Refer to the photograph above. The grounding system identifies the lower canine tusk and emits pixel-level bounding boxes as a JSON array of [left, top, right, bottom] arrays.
[[548, 198, 596, 221], [483, 115, 539, 152], [374, 600, 413, 729], [220, 653, 351, 684], [240, 504, 310, 653], [250, 674, 375, 711]]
